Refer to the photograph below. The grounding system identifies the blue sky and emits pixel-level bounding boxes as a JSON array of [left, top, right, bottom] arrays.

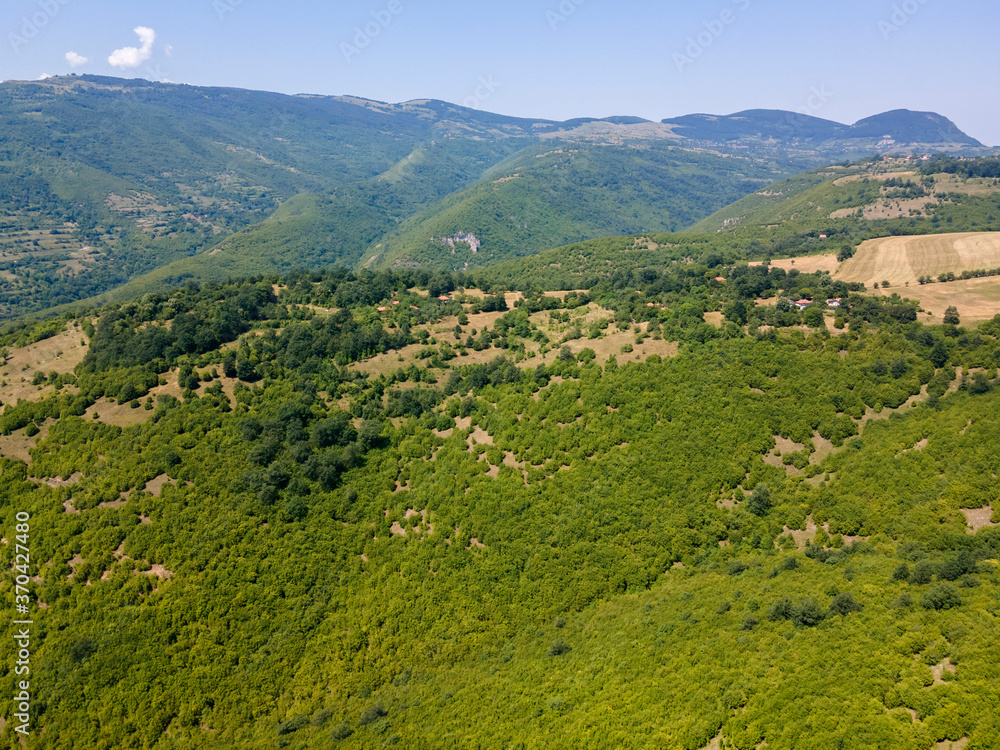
[[4, 0, 999, 145]]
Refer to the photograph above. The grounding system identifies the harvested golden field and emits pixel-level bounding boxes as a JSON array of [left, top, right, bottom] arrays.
[[836, 232, 1000, 288]]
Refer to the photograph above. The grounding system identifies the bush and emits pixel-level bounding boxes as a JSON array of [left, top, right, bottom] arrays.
[[891, 562, 910, 582], [548, 639, 571, 656], [829, 592, 863, 616], [277, 715, 309, 736], [740, 615, 758, 631], [727, 561, 749, 576], [911, 560, 934, 584], [891, 592, 913, 608], [746, 484, 771, 517], [767, 599, 794, 622], [921, 583, 962, 611], [358, 704, 387, 726], [330, 722, 353, 740], [793, 598, 826, 627]]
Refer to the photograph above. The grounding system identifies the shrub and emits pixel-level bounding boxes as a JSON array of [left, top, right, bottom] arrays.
[[727, 561, 749, 576], [829, 592, 863, 616], [330, 722, 354, 740], [740, 615, 758, 631], [548, 639, 571, 656], [767, 599, 794, 622], [891, 592, 913, 608], [911, 560, 934, 584], [277, 715, 309, 736], [921, 583, 962, 611], [358, 704, 387, 726], [793, 598, 826, 627], [891, 562, 910, 582]]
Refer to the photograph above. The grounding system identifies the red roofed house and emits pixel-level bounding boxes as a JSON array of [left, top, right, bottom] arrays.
[[793, 299, 812, 311]]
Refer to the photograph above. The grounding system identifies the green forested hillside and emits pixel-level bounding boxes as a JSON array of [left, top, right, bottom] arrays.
[[358, 142, 781, 271], [1, 245, 999, 747], [2, 76, 994, 319]]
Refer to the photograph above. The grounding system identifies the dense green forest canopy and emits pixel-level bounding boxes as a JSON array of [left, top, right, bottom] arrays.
[[0, 243, 999, 747]]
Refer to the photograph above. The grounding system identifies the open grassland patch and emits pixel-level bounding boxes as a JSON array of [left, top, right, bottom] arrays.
[[0, 325, 88, 406], [868, 275, 1000, 325], [751, 254, 840, 275]]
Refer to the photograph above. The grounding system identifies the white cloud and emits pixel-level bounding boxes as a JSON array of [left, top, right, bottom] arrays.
[[38, 73, 52, 80], [164, 45, 173, 57], [108, 26, 156, 69], [66, 51, 89, 68]]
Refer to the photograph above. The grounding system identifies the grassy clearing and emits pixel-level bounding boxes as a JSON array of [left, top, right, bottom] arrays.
[[0, 325, 88, 407], [837, 232, 1000, 288], [752, 254, 841, 275]]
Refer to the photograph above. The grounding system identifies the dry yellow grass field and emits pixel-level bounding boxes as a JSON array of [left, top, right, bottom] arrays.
[[751, 255, 841, 275], [0, 325, 88, 407], [837, 232, 1000, 288], [869, 276, 1000, 325]]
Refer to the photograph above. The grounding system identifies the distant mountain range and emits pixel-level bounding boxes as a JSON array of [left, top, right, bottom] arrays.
[[0, 75, 993, 317], [661, 109, 984, 152]]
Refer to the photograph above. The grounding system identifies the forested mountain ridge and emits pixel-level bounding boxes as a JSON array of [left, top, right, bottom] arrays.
[[0, 75, 992, 318], [1, 211, 999, 746]]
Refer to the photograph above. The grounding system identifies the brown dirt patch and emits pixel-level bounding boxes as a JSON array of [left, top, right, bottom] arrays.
[[468, 537, 485, 549], [780, 516, 820, 550], [930, 659, 957, 686], [28, 471, 83, 488], [809, 433, 838, 465], [763, 436, 806, 475], [468, 427, 493, 446], [902, 438, 928, 454], [937, 739, 969, 750], [962, 505, 996, 533], [67, 554, 84, 578], [143, 564, 174, 579], [143, 474, 182, 497]]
